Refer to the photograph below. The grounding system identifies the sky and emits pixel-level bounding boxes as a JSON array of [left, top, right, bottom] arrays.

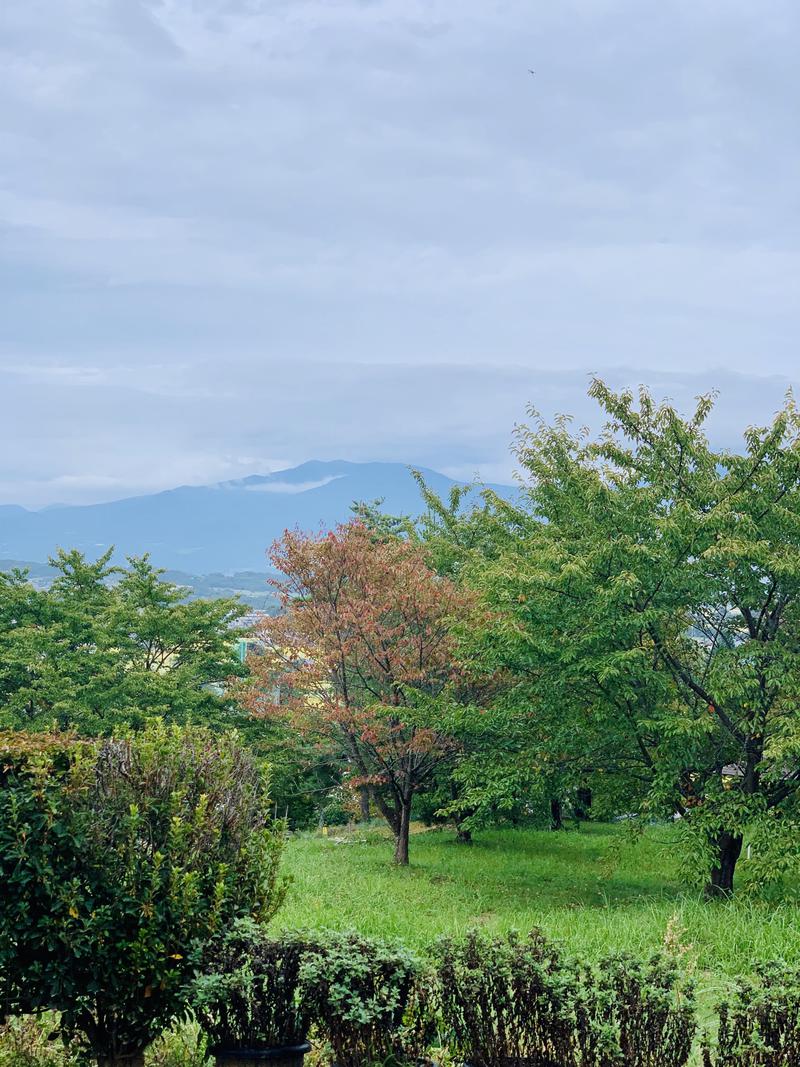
[[1, 0, 798, 507]]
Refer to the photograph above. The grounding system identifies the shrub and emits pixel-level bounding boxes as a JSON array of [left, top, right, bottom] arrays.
[[433, 931, 695, 1067], [298, 931, 426, 1067], [702, 963, 800, 1066], [596, 954, 695, 1067], [192, 920, 312, 1052], [0, 725, 285, 1067], [0, 732, 93, 1020], [433, 929, 597, 1067]]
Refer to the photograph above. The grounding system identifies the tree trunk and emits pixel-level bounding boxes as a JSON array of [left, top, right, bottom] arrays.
[[550, 797, 563, 831], [393, 799, 412, 865], [706, 831, 743, 897], [212, 1052, 309, 1067], [575, 787, 593, 821], [358, 786, 370, 822]]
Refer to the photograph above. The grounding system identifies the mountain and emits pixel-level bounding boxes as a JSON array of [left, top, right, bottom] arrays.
[[0, 461, 513, 574]]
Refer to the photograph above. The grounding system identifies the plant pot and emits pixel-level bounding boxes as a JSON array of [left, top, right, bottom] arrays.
[[464, 1060, 558, 1067], [331, 1060, 436, 1067], [212, 1041, 311, 1067]]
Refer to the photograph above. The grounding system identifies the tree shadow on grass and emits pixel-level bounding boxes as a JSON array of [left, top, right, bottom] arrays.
[[407, 824, 688, 910]]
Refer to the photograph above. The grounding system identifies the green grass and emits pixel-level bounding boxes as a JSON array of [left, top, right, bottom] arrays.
[[3, 823, 795, 1065], [278, 821, 800, 998]]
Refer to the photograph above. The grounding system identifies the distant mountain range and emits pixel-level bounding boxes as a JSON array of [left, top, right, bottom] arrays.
[[0, 461, 513, 577], [0, 558, 279, 611]]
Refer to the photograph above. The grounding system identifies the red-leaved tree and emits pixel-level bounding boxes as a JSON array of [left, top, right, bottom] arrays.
[[244, 522, 475, 864]]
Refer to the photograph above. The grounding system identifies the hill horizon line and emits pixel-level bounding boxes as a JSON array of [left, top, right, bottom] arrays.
[[1, 458, 514, 514], [0, 460, 517, 574]]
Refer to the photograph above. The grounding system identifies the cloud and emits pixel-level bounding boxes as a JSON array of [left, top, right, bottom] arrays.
[[241, 477, 345, 494], [0, 0, 798, 505], [0, 354, 796, 507]]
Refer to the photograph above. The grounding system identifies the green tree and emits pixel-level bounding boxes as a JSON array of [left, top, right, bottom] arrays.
[[356, 480, 569, 834], [353, 472, 509, 581], [481, 381, 800, 894], [0, 551, 246, 734]]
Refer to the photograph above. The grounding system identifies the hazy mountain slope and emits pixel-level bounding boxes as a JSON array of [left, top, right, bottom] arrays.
[[0, 558, 278, 610], [0, 461, 512, 573]]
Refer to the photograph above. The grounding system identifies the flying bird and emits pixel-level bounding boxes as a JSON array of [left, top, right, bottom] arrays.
[[528, 69, 535, 75]]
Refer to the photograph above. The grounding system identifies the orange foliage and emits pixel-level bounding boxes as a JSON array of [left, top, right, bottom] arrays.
[[242, 522, 476, 855]]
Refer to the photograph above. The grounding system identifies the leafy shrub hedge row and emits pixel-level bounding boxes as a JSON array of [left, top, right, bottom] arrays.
[[434, 930, 694, 1067], [3, 913, 800, 1066], [189, 924, 800, 1067], [704, 962, 800, 1066]]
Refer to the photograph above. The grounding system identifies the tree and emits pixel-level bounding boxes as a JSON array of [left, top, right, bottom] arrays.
[[0, 551, 246, 734], [244, 522, 477, 864], [357, 479, 578, 835], [0, 724, 285, 1066], [482, 381, 800, 894], [352, 472, 510, 582]]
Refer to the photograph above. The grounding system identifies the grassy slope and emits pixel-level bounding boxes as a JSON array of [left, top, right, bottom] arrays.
[[279, 822, 800, 1000]]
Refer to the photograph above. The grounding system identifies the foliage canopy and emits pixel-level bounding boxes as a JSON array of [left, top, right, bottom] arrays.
[[0, 551, 246, 735]]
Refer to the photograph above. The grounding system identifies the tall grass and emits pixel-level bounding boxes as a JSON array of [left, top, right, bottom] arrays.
[[278, 822, 800, 988]]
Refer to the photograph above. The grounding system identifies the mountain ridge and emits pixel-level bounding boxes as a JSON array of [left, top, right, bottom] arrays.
[[0, 460, 513, 573]]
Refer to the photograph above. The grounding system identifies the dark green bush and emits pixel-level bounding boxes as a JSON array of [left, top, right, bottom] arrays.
[[433, 931, 695, 1067], [0, 732, 93, 1021], [0, 724, 285, 1067], [702, 963, 800, 1066], [298, 930, 429, 1067], [192, 920, 312, 1052], [433, 929, 600, 1067], [596, 954, 696, 1067]]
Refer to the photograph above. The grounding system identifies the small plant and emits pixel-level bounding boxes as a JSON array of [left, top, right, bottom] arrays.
[[192, 920, 312, 1055], [596, 954, 695, 1067], [147, 1022, 209, 1067], [433, 931, 695, 1067], [433, 929, 594, 1067], [298, 930, 424, 1067], [702, 963, 800, 1066], [0, 1014, 81, 1067]]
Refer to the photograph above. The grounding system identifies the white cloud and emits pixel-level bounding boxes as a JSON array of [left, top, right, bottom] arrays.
[[242, 477, 345, 494]]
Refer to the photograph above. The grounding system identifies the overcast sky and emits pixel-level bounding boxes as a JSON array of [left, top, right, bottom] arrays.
[[1, 0, 798, 507]]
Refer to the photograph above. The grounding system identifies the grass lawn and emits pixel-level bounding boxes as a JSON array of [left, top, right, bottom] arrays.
[[278, 821, 800, 1000]]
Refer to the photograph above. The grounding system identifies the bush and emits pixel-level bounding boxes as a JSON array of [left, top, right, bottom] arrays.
[[0, 725, 285, 1067], [192, 920, 312, 1052], [433, 931, 695, 1067], [596, 954, 696, 1067], [298, 931, 428, 1067], [0, 732, 93, 1020], [702, 963, 800, 1066], [434, 929, 598, 1067]]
